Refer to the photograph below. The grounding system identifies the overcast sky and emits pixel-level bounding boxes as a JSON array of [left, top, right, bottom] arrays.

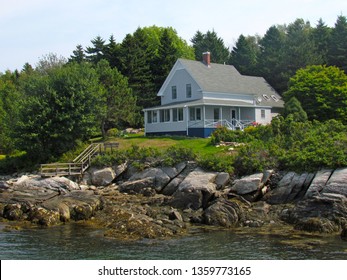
[[1, 0, 346, 72]]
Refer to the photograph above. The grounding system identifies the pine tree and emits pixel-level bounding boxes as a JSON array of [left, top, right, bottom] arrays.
[[191, 30, 229, 63], [69, 44, 86, 63], [284, 97, 308, 122], [312, 19, 331, 64], [258, 25, 287, 93], [328, 15, 347, 73], [104, 35, 121, 68], [86, 36, 106, 64], [229, 35, 259, 75], [153, 29, 179, 91]]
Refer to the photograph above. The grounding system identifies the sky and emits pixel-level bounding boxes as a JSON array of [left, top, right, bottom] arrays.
[[0, 0, 346, 72]]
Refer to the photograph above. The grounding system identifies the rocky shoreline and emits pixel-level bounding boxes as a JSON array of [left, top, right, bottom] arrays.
[[1, 161, 347, 241]]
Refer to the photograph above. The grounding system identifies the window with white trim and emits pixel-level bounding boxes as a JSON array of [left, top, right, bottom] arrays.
[[172, 86, 177, 100], [189, 107, 201, 121], [160, 109, 170, 122], [261, 109, 266, 119], [173, 108, 184, 122], [186, 84, 192, 98]]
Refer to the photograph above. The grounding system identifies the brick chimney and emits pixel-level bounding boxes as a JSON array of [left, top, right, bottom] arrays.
[[202, 51, 211, 67]]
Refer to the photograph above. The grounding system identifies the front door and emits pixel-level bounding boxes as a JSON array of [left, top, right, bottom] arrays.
[[231, 109, 236, 126]]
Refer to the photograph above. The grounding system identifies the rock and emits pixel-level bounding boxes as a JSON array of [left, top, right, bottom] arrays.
[[304, 169, 333, 198], [128, 168, 170, 192], [286, 173, 312, 202], [27, 207, 61, 226], [162, 177, 183, 196], [3, 204, 23, 220], [203, 199, 243, 227], [263, 172, 297, 204], [170, 168, 217, 210], [114, 161, 128, 178], [119, 177, 155, 194], [169, 209, 183, 222], [341, 225, 347, 241], [215, 172, 230, 190], [161, 167, 179, 179], [231, 173, 264, 195], [91, 168, 116, 186], [294, 217, 338, 233], [281, 193, 347, 233], [14, 176, 80, 192], [175, 162, 187, 174], [0, 181, 9, 190], [322, 168, 347, 197]]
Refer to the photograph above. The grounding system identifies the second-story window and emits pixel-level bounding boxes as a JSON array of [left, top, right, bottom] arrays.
[[186, 84, 192, 98], [172, 86, 177, 100]]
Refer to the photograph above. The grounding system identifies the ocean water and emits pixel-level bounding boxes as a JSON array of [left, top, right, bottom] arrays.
[[1, 222, 347, 260]]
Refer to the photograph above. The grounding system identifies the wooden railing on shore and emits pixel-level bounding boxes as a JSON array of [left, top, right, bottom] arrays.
[[40, 142, 119, 177]]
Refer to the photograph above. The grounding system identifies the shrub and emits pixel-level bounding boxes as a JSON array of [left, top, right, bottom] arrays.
[[162, 146, 197, 166], [198, 154, 234, 174], [106, 128, 120, 138]]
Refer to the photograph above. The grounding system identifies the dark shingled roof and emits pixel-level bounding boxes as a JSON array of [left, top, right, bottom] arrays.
[[178, 58, 284, 108]]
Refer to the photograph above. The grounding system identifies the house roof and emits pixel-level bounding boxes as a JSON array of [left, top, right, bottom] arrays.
[[161, 58, 284, 108]]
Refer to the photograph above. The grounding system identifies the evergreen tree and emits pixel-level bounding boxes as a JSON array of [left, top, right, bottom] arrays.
[[283, 97, 308, 122], [191, 30, 229, 63], [328, 15, 347, 73], [312, 19, 331, 64], [153, 28, 179, 91], [95, 60, 137, 136], [86, 36, 106, 64], [229, 34, 259, 75], [282, 19, 323, 81], [258, 25, 287, 93], [69, 44, 86, 63], [104, 35, 121, 68]]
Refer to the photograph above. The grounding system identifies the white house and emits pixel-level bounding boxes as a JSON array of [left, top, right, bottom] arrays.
[[144, 52, 284, 137]]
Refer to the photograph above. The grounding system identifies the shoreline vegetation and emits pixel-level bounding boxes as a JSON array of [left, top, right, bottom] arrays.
[[1, 124, 347, 243]]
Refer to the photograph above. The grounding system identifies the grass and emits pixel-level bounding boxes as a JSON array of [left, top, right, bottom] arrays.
[[106, 133, 224, 157]]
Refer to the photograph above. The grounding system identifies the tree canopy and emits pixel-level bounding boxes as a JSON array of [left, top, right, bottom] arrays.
[[284, 65, 347, 123]]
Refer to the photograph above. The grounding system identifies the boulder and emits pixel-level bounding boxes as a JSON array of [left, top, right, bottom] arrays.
[[27, 207, 61, 226], [263, 172, 297, 204], [3, 203, 23, 220], [14, 176, 80, 192], [281, 193, 347, 233], [170, 168, 217, 210], [119, 177, 155, 194], [322, 168, 347, 197], [91, 167, 116, 186], [304, 169, 333, 198], [286, 173, 313, 202], [128, 168, 171, 192], [203, 199, 243, 227], [341, 225, 347, 241], [162, 177, 183, 196], [215, 172, 230, 190], [161, 167, 179, 179], [230, 173, 264, 195], [114, 161, 128, 178], [169, 209, 183, 222]]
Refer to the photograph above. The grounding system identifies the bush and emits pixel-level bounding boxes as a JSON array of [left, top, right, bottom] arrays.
[[106, 128, 120, 138], [198, 154, 234, 174], [162, 146, 197, 166]]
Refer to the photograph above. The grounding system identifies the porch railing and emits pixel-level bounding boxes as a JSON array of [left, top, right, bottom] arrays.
[[189, 119, 255, 131]]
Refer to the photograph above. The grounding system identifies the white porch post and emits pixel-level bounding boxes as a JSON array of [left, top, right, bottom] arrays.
[[203, 105, 206, 128], [144, 111, 147, 136], [219, 107, 222, 125], [238, 107, 241, 121], [184, 105, 189, 136]]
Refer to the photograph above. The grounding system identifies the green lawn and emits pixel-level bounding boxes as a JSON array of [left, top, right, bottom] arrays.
[[107, 134, 224, 157]]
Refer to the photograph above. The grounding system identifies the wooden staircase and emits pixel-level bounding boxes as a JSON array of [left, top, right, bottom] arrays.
[[40, 142, 119, 177]]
